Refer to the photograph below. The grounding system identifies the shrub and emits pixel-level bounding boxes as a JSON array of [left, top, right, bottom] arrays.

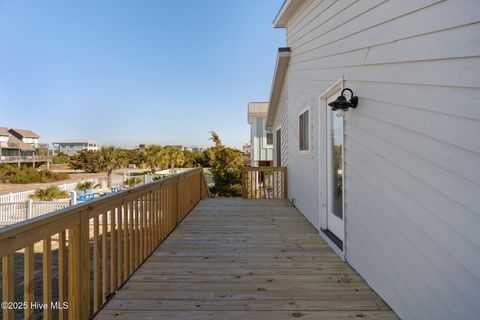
[[124, 177, 142, 188], [30, 186, 69, 201], [0, 165, 69, 184], [207, 132, 243, 197], [76, 181, 100, 194], [52, 152, 69, 164]]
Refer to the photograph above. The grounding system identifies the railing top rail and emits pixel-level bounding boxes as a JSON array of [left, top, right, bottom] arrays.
[[0, 167, 203, 243], [243, 166, 286, 172]]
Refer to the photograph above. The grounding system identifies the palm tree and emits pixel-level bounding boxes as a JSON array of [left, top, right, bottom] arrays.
[[96, 146, 128, 187], [124, 177, 141, 188], [76, 181, 100, 194], [30, 186, 69, 201], [143, 144, 166, 174], [161, 146, 185, 172]]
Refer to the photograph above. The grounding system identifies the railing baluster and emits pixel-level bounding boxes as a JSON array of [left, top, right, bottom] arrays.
[[129, 200, 134, 274], [2, 254, 14, 320], [110, 208, 116, 292], [123, 203, 129, 281], [43, 237, 52, 320], [58, 231, 67, 320], [134, 199, 140, 268], [93, 215, 100, 312], [117, 205, 123, 286], [24, 245, 35, 320], [102, 212, 108, 303]]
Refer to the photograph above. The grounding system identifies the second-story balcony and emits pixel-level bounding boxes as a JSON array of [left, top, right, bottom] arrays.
[[0, 167, 398, 319]]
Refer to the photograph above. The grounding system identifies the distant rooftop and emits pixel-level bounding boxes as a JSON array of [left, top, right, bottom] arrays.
[[248, 102, 268, 124], [8, 128, 40, 138], [53, 139, 99, 144]]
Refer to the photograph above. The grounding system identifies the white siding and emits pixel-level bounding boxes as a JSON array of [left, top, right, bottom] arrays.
[[273, 81, 289, 167], [277, 0, 480, 319]]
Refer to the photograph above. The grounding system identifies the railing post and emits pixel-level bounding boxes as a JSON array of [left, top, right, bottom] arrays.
[[26, 199, 33, 220], [68, 211, 90, 319]]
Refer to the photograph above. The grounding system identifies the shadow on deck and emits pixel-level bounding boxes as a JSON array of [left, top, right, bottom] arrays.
[[97, 198, 398, 319]]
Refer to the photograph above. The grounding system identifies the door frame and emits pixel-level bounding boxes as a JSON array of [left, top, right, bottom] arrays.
[[319, 78, 346, 259]]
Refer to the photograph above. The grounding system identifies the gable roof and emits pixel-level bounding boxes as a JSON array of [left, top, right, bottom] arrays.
[[273, 0, 306, 28], [8, 128, 40, 138]]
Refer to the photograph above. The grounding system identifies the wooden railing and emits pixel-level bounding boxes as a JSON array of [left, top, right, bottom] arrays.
[[242, 166, 287, 199], [0, 168, 209, 320]]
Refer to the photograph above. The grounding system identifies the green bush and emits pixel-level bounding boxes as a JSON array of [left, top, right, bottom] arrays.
[[30, 186, 69, 201], [124, 177, 142, 188], [207, 132, 243, 197], [0, 165, 70, 184], [76, 181, 100, 193], [52, 152, 69, 164]]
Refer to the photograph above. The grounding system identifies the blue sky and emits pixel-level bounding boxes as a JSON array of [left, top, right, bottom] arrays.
[[0, 0, 285, 149]]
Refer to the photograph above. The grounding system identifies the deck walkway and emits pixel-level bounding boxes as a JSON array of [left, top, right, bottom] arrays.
[[97, 198, 397, 319]]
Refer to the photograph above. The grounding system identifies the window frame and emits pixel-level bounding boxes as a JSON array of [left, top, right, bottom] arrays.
[[263, 124, 274, 149], [276, 126, 282, 166], [298, 105, 311, 153]]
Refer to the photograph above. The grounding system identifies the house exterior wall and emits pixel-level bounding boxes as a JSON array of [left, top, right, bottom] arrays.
[[56, 143, 100, 156], [272, 81, 289, 167], [250, 117, 273, 165], [272, 0, 480, 319]]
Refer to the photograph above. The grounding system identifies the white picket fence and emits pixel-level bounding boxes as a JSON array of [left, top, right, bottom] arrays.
[[0, 200, 71, 225], [0, 178, 106, 204]]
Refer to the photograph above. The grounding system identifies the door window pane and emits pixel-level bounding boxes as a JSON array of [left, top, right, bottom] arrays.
[[331, 113, 343, 219]]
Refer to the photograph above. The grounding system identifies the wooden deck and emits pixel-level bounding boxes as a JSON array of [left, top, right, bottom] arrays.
[[96, 198, 398, 319]]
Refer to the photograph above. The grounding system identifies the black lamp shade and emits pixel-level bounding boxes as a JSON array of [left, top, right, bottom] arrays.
[[328, 88, 358, 111]]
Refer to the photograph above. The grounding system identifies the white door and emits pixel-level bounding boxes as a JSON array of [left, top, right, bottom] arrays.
[[325, 93, 345, 241]]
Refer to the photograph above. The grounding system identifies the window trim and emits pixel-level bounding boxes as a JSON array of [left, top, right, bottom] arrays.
[[275, 126, 282, 166], [263, 125, 274, 149], [298, 105, 311, 153]]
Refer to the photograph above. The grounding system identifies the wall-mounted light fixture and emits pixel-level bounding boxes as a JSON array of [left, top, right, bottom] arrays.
[[328, 88, 358, 117]]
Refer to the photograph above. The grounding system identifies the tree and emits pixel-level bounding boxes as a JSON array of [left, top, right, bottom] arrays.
[[193, 150, 211, 167], [142, 144, 166, 173], [207, 131, 243, 197], [30, 186, 69, 201], [96, 146, 128, 187], [70, 150, 99, 173], [161, 146, 185, 172], [124, 177, 142, 188], [76, 181, 99, 194]]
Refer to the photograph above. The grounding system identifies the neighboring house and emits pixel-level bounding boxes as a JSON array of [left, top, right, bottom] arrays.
[[242, 143, 251, 156], [262, 1, 480, 320], [8, 128, 39, 148], [53, 140, 100, 156], [0, 127, 49, 167], [183, 146, 202, 152], [247, 102, 273, 166]]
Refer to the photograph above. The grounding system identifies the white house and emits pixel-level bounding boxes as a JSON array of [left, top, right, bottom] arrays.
[[53, 140, 100, 156], [247, 102, 273, 166], [264, 1, 480, 319]]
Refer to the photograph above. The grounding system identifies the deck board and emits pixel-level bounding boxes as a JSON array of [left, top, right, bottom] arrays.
[[96, 198, 398, 319]]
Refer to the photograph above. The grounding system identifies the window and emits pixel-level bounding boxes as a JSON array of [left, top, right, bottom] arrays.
[[266, 132, 273, 145], [299, 109, 309, 151]]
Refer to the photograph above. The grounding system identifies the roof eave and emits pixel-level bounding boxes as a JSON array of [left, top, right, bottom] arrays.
[[266, 48, 291, 130], [273, 0, 306, 28]]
